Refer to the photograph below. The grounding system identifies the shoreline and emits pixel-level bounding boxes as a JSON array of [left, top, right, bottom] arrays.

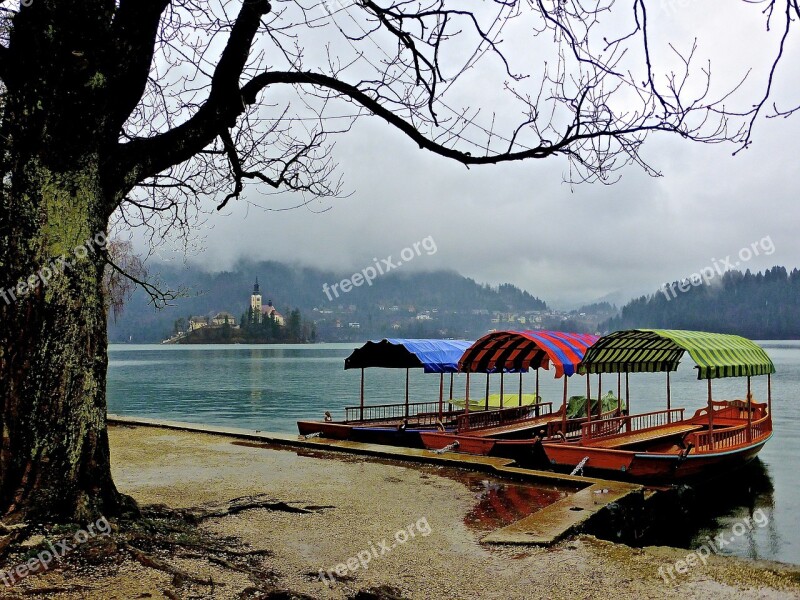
[[4, 422, 799, 599]]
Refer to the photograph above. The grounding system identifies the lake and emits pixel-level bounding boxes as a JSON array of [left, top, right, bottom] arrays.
[[107, 341, 800, 566]]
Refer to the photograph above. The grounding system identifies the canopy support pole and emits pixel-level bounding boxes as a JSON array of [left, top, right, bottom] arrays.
[[707, 378, 714, 450], [597, 373, 602, 418], [449, 373, 454, 412], [405, 368, 410, 419], [666, 371, 671, 423], [535, 369, 540, 417], [360, 368, 365, 421], [500, 372, 505, 408], [518, 371, 523, 406], [465, 373, 471, 416], [768, 373, 772, 415], [485, 373, 490, 411], [561, 377, 568, 439], [747, 375, 752, 443], [617, 373, 622, 415], [625, 372, 630, 416], [438, 373, 444, 420], [586, 374, 592, 425]]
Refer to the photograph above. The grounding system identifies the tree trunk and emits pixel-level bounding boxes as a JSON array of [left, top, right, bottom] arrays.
[[0, 163, 129, 523], [0, 1, 135, 523]]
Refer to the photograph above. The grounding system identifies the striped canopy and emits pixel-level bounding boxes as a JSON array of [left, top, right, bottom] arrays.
[[579, 329, 775, 380], [344, 339, 474, 373], [458, 330, 599, 378]]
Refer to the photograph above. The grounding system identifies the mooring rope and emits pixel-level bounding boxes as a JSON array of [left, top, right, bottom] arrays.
[[570, 456, 590, 476], [432, 441, 460, 454]]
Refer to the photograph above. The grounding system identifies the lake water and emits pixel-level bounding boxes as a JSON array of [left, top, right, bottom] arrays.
[[107, 341, 800, 566]]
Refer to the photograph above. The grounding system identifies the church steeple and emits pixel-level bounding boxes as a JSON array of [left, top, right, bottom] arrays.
[[250, 278, 263, 323]]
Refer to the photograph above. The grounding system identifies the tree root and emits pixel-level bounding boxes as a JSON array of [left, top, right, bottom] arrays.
[[0, 496, 388, 599], [184, 494, 318, 522], [124, 543, 223, 588]]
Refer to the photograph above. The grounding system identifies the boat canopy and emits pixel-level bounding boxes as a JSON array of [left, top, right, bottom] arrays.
[[344, 339, 473, 373], [579, 329, 775, 380], [458, 330, 599, 378]]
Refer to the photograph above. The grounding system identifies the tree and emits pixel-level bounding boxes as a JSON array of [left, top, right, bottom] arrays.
[[0, 0, 789, 523]]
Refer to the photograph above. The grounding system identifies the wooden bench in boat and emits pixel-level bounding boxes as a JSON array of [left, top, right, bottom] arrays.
[[588, 423, 704, 449], [468, 414, 558, 438]]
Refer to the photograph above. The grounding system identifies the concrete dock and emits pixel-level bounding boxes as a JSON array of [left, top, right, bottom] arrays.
[[108, 415, 643, 546]]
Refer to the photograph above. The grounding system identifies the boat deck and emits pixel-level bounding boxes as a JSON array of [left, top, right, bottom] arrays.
[[588, 423, 704, 449], [467, 414, 557, 438]]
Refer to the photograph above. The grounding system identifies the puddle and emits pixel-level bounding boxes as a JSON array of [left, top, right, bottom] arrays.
[[452, 473, 575, 533]]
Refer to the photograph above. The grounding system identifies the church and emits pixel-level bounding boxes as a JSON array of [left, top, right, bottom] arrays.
[[249, 279, 285, 326]]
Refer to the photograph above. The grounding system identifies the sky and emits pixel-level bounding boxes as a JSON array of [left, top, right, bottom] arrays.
[[139, 2, 800, 309]]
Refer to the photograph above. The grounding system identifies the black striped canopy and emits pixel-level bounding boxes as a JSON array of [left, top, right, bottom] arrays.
[[578, 329, 775, 380]]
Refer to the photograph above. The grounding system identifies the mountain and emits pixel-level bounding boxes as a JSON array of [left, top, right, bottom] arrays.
[[602, 266, 800, 339], [108, 259, 548, 343]]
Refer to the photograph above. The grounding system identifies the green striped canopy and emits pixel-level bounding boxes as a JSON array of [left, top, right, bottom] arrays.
[[578, 329, 775, 380]]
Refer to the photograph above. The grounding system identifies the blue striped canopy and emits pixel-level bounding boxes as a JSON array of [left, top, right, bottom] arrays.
[[344, 339, 474, 373]]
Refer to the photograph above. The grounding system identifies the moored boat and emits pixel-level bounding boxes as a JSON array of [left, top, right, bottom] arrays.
[[297, 338, 473, 446], [419, 330, 614, 459], [540, 329, 775, 482]]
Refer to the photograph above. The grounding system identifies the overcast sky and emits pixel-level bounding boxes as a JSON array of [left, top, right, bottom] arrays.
[[141, 2, 800, 308]]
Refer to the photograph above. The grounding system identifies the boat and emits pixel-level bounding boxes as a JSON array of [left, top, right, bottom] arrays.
[[296, 338, 473, 446], [419, 330, 617, 459], [539, 329, 774, 482]]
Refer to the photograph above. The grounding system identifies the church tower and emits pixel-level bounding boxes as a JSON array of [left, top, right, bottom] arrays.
[[250, 278, 263, 323]]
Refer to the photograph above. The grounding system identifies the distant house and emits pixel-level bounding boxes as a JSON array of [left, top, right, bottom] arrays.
[[212, 311, 237, 327], [189, 316, 208, 331]]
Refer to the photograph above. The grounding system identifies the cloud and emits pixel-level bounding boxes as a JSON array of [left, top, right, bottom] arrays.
[[137, 5, 800, 308]]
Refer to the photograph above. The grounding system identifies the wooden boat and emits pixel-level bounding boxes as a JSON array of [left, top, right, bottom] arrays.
[[419, 330, 610, 458], [297, 338, 473, 447], [540, 329, 775, 482]]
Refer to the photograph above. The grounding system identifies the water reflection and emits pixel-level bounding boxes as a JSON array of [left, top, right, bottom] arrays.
[[640, 459, 780, 561]]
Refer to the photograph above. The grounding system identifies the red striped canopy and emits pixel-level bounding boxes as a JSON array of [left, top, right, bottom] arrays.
[[458, 330, 599, 378]]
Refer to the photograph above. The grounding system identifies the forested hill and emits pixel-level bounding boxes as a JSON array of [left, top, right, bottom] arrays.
[[108, 259, 547, 343], [602, 267, 800, 339]]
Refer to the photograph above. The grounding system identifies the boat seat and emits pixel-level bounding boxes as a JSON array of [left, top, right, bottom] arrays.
[[467, 414, 557, 438], [690, 417, 744, 427], [588, 423, 704, 449]]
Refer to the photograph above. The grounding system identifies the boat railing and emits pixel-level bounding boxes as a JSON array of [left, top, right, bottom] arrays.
[[691, 400, 768, 422], [456, 402, 553, 432], [546, 407, 621, 440], [687, 412, 772, 453], [581, 408, 686, 441], [344, 400, 449, 423]]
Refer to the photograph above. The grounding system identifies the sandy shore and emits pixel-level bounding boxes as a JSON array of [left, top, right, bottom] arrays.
[[4, 423, 800, 599]]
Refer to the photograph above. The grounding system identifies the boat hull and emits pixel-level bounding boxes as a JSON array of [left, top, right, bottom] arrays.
[[349, 426, 438, 449], [418, 431, 542, 460], [297, 420, 450, 448], [541, 435, 770, 482], [296, 420, 353, 440]]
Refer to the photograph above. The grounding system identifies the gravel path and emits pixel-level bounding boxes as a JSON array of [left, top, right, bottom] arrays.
[[7, 424, 800, 599]]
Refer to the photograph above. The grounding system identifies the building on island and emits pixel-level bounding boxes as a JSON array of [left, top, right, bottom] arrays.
[[249, 279, 285, 326], [212, 311, 237, 326], [188, 316, 208, 331]]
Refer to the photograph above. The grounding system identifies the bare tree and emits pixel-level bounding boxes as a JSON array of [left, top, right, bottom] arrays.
[[0, 0, 783, 523]]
